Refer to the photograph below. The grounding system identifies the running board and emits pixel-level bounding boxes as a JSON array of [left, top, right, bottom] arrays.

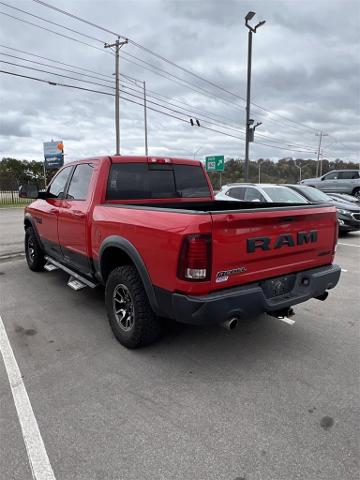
[[67, 276, 87, 291], [44, 262, 59, 272], [44, 256, 98, 289]]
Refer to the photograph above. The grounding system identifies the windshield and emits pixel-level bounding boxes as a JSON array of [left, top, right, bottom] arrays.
[[297, 187, 331, 202], [262, 187, 308, 203]]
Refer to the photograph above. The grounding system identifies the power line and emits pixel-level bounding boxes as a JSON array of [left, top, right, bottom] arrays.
[[31, 0, 321, 134], [0, 43, 142, 85], [0, 43, 113, 79], [0, 54, 316, 152], [0, 68, 318, 155], [2, 4, 247, 116], [0, 40, 319, 151], [5, 2, 322, 139], [32, 0, 127, 40], [0, 52, 115, 84], [0, 1, 106, 45], [120, 82, 316, 152], [0, 8, 250, 118], [0, 11, 112, 57], [0, 69, 114, 96], [0, 60, 115, 90]]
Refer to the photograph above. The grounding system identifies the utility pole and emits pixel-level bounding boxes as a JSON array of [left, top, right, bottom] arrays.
[[104, 37, 128, 155], [244, 12, 265, 182], [193, 147, 202, 160], [43, 162, 47, 188], [315, 131, 328, 177], [258, 160, 263, 183], [295, 161, 302, 182], [143, 81, 148, 155]]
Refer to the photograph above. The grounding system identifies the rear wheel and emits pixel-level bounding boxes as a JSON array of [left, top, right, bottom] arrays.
[[25, 227, 45, 271], [352, 188, 360, 199], [105, 265, 162, 348]]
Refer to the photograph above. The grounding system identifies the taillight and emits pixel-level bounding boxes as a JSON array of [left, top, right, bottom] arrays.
[[333, 216, 339, 255], [178, 234, 212, 281]]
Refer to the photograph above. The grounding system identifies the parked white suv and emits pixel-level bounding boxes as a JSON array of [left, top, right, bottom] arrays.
[[301, 169, 360, 198], [215, 184, 308, 203]]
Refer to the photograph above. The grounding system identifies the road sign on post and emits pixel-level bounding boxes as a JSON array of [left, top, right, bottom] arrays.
[[205, 155, 224, 172], [43, 141, 64, 170]]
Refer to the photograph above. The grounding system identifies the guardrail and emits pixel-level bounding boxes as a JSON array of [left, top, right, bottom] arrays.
[[0, 190, 32, 206]]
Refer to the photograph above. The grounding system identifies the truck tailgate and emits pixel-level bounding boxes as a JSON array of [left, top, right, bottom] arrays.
[[210, 205, 337, 289]]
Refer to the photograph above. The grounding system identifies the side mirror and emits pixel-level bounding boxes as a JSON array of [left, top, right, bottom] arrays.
[[19, 184, 39, 199]]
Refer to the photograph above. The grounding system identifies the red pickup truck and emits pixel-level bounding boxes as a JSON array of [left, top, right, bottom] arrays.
[[21, 155, 341, 348]]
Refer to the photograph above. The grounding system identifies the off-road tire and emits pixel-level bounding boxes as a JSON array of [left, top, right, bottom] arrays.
[[105, 266, 162, 348], [25, 227, 45, 271]]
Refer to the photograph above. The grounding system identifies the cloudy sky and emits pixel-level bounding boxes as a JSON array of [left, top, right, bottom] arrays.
[[0, 0, 359, 163]]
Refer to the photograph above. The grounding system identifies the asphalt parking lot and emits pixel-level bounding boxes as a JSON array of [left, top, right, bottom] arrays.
[[0, 214, 359, 479]]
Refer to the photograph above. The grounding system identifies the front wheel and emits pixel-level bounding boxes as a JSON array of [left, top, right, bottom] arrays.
[[105, 266, 162, 348], [25, 227, 45, 271]]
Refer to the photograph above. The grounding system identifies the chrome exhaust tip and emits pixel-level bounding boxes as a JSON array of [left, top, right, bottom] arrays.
[[221, 318, 238, 330]]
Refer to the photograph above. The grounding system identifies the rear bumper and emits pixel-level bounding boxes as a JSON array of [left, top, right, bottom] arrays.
[[159, 264, 341, 326]]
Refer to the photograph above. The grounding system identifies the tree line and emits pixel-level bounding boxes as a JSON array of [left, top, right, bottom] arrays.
[[207, 158, 359, 189], [0, 156, 358, 191]]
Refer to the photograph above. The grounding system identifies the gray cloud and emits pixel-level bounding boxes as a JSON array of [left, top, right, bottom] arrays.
[[0, 115, 32, 137], [0, 0, 359, 162]]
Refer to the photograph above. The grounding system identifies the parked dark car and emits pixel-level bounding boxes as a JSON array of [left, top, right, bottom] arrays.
[[286, 185, 360, 233], [328, 193, 360, 205]]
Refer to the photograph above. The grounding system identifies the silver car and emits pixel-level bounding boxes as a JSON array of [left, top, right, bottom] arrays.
[[215, 184, 308, 203], [300, 169, 360, 198]]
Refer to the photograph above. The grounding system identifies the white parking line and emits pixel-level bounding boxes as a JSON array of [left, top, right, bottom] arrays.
[[338, 242, 360, 248], [341, 269, 348, 272], [0, 316, 56, 480]]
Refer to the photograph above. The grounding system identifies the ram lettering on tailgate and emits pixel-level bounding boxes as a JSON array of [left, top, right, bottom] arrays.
[[247, 230, 318, 253]]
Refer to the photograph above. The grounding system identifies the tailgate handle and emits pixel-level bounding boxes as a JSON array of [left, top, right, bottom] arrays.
[[280, 216, 295, 222]]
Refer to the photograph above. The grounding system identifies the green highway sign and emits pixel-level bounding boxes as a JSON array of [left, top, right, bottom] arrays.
[[205, 155, 224, 172]]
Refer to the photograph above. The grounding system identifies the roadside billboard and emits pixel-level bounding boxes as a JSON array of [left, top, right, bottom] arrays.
[[43, 141, 64, 170]]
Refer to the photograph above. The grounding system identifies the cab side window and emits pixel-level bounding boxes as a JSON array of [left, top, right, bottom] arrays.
[[244, 188, 265, 202], [339, 171, 359, 179], [48, 167, 72, 199], [323, 172, 338, 180], [67, 164, 94, 200], [228, 187, 245, 200]]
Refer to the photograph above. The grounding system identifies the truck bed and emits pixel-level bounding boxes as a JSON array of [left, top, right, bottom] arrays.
[[104, 200, 329, 213]]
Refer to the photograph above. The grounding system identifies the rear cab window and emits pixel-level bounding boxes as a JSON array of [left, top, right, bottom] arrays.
[[106, 163, 211, 200]]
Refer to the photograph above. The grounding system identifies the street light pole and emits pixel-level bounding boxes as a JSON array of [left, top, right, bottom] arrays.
[[244, 25, 252, 182], [244, 12, 265, 182]]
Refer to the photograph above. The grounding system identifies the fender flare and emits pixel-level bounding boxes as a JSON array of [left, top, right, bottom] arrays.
[[98, 235, 159, 314], [24, 213, 44, 249]]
